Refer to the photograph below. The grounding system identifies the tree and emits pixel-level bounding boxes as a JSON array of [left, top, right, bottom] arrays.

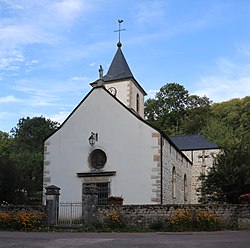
[[144, 82, 212, 135], [10, 116, 59, 152], [182, 95, 212, 134], [0, 157, 19, 204], [199, 96, 250, 204], [200, 139, 250, 204], [201, 119, 237, 150], [9, 116, 59, 198], [0, 131, 14, 157]]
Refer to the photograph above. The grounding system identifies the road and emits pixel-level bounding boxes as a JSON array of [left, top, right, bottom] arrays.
[[0, 231, 249, 248]]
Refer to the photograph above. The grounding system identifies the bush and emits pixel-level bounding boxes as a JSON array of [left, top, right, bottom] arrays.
[[104, 211, 126, 229], [168, 209, 193, 231], [0, 210, 45, 231], [150, 220, 166, 231], [167, 209, 221, 232], [239, 193, 250, 204], [193, 210, 221, 231]]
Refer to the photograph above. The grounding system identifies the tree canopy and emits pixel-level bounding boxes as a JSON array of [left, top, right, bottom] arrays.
[[145, 82, 212, 135], [0, 116, 59, 203]]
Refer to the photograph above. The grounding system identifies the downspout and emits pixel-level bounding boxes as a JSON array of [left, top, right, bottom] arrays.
[[160, 134, 163, 204]]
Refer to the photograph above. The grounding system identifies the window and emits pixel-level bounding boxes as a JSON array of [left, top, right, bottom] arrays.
[[89, 149, 107, 169], [136, 93, 140, 113], [83, 182, 110, 205], [172, 167, 176, 199], [184, 174, 187, 201]]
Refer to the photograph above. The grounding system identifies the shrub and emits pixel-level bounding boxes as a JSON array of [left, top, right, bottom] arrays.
[[193, 210, 221, 231], [150, 220, 166, 231], [104, 211, 125, 229], [168, 209, 193, 231], [0, 210, 45, 231], [239, 193, 250, 204], [167, 209, 222, 232]]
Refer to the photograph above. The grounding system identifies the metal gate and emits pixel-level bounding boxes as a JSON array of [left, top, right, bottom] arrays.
[[58, 202, 82, 226]]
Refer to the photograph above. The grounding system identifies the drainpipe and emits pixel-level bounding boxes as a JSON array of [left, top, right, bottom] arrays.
[[160, 134, 163, 204]]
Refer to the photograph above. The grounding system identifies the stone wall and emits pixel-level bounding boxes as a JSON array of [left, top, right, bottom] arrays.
[[183, 148, 221, 204], [0, 205, 46, 213], [98, 204, 250, 229], [162, 139, 192, 204]]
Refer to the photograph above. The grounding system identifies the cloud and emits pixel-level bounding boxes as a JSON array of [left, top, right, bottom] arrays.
[[12, 75, 90, 107], [0, 0, 91, 52], [146, 89, 158, 99], [0, 0, 24, 10], [134, 0, 165, 27], [48, 111, 70, 125], [0, 95, 20, 103], [0, 50, 25, 71], [192, 55, 250, 102], [51, 0, 86, 25], [70, 76, 89, 82], [193, 76, 250, 103]]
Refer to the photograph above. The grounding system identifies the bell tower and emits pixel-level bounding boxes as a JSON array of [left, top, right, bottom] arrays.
[[91, 20, 147, 118]]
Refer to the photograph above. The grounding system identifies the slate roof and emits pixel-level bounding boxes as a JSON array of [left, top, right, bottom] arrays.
[[170, 134, 220, 151], [91, 43, 147, 95], [103, 46, 134, 82]]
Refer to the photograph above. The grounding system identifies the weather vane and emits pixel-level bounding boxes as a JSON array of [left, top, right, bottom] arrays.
[[114, 19, 125, 46]]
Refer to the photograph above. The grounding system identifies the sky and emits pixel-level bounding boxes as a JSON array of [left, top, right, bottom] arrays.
[[1, 0, 250, 133]]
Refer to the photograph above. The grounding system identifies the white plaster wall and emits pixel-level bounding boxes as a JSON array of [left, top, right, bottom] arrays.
[[43, 87, 160, 204], [130, 82, 145, 117], [183, 148, 221, 203], [104, 80, 130, 106], [162, 140, 192, 204], [104, 80, 145, 118]]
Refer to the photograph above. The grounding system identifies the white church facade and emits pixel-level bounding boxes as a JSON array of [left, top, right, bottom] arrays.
[[43, 42, 220, 205]]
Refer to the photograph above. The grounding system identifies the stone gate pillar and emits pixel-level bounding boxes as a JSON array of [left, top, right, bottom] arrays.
[[82, 184, 98, 226], [45, 185, 60, 225]]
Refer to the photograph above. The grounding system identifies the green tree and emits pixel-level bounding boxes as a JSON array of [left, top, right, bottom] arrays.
[[10, 116, 59, 151], [0, 131, 14, 157], [200, 96, 250, 204], [182, 94, 211, 134], [200, 137, 250, 204], [201, 119, 236, 150], [9, 116, 59, 198], [145, 82, 212, 135], [0, 157, 19, 204]]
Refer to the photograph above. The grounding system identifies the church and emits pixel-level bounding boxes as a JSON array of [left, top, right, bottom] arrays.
[[43, 40, 220, 205]]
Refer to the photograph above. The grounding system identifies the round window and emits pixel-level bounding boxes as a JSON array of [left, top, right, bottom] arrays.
[[89, 149, 107, 169]]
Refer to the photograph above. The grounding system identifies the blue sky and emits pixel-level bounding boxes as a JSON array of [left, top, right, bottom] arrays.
[[1, 0, 250, 132]]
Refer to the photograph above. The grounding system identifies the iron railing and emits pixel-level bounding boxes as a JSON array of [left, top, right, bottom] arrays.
[[58, 202, 82, 226]]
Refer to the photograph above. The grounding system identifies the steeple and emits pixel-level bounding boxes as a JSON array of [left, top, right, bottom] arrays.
[[103, 19, 134, 83], [103, 45, 134, 82], [90, 20, 147, 119]]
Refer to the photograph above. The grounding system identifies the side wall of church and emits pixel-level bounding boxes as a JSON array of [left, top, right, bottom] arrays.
[[162, 139, 192, 204], [183, 148, 222, 203]]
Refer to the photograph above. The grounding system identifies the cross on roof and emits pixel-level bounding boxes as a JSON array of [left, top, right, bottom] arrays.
[[198, 150, 210, 164], [114, 19, 126, 46], [198, 150, 210, 175]]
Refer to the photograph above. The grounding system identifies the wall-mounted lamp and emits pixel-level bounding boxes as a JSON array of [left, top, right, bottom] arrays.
[[88, 132, 98, 147]]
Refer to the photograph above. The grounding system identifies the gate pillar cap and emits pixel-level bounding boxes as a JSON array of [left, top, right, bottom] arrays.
[[45, 185, 61, 195]]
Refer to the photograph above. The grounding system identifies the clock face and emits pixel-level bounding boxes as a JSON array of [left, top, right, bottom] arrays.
[[108, 87, 117, 96]]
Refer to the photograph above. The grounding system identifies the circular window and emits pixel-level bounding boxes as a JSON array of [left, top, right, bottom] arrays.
[[89, 149, 107, 169]]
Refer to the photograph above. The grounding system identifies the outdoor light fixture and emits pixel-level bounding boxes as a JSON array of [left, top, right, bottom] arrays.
[[88, 132, 98, 147]]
